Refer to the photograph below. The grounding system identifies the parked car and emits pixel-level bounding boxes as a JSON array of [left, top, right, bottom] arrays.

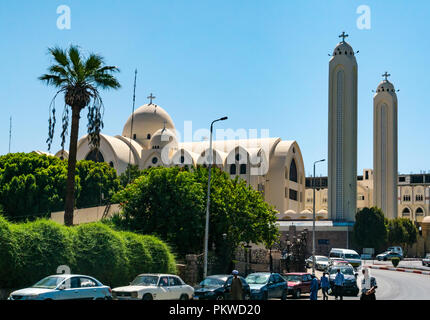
[[376, 251, 402, 261], [8, 274, 112, 300], [422, 253, 430, 267], [245, 273, 287, 300], [112, 274, 194, 300], [305, 256, 330, 271], [329, 248, 361, 269], [193, 274, 251, 300], [328, 266, 359, 296], [387, 246, 403, 258], [283, 272, 319, 299]]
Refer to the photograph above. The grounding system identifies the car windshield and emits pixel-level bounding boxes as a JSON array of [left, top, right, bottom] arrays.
[[130, 275, 159, 286], [199, 278, 225, 287], [32, 276, 66, 289], [316, 257, 329, 262], [284, 275, 301, 282], [330, 267, 354, 275], [245, 274, 270, 284], [344, 254, 360, 259]]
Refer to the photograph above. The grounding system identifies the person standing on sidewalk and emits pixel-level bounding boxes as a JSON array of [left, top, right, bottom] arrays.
[[320, 272, 330, 300], [333, 269, 344, 300], [309, 275, 319, 300], [360, 267, 377, 300], [231, 270, 243, 300]]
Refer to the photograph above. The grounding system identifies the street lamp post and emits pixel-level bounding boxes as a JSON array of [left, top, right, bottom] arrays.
[[312, 159, 325, 276], [203, 116, 228, 279]]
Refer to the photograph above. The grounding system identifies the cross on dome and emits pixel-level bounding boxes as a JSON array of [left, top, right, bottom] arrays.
[[339, 31, 348, 43], [382, 72, 391, 81], [147, 93, 156, 105]]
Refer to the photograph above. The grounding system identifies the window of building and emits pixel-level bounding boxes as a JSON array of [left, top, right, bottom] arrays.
[[403, 195, 411, 202], [85, 149, 104, 163], [402, 208, 410, 216], [289, 159, 298, 182], [416, 194, 424, 202], [365, 171, 369, 180], [152, 157, 158, 164], [240, 164, 246, 174], [323, 198, 328, 203], [147, 134, 151, 140], [180, 156, 185, 164], [399, 176, 406, 182], [289, 189, 298, 201], [358, 195, 365, 201], [230, 164, 236, 175], [235, 153, 241, 162], [133, 134, 137, 140], [109, 161, 114, 168], [416, 207, 424, 216]]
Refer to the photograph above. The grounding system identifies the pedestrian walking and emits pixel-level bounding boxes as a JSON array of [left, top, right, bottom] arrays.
[[360, 267, 377, 300], [231, 270, 243, 300], [310, 275, 319, 300], [333, 269, 344, 300], [320, 272, 330, 300]]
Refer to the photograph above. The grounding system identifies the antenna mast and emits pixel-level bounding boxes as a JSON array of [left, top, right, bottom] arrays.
[[128, 69, 138, 183], [8, 117, 12, 154]]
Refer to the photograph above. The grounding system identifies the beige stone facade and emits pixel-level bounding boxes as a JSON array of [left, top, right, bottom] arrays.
[[305, 170, 430, 222]]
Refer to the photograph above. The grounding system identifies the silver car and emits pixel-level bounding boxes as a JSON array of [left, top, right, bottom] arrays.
[[8, 274, 112, 300]]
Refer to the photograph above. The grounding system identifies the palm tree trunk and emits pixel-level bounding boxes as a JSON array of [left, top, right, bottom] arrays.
[[64, 106, 81, 226]]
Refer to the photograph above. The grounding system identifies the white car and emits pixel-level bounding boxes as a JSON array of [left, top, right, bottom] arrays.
[[8, 274, 112, 300], [112, 274, 194, 300]]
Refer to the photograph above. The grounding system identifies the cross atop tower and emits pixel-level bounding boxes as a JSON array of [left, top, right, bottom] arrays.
[[339, 31, 349, 43], [147, 93, 156, 104], [382, 72, 391, 81]]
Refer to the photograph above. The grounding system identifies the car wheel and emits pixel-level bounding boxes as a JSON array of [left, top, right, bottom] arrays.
[[244, 293, 251, 300], [294, 289, 301, 299], [142, 293, 153, 301], [179, 294, 189, 300], [281, 290, 287, 300], [216, 294, 224, 300], [383, 257, 387, 261]]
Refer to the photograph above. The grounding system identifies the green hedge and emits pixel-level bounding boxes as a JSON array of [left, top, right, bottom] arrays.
[[0, 216, 176, 289]]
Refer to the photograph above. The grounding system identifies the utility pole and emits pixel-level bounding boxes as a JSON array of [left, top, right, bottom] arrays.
[[8, 117, 12, 154], [128, 69, 138, 184]]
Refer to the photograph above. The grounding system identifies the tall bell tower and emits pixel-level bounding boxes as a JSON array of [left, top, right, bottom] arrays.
[[373, 72, 398, 219], [328, 32, 358, 222]]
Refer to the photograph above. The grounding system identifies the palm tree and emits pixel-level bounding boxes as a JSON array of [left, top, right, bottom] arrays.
[[39, 45, 120, 226]]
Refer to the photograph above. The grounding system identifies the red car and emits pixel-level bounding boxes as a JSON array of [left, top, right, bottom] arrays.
[[283, 273, 319, 299]]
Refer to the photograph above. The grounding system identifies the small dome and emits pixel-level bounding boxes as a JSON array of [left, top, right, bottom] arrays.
[[317, 209, 328, 215], [285, 210, 296, 214], [332, 41, 355, 57], [422, 216, 430, 224], [376, 80, 396, 93], [150, 128, 178, 150], [122, 103, 175, 147], [300, 209, 312, 214]]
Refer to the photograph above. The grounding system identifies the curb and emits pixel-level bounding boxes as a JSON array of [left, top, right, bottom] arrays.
[[368, 265, 430, 275]]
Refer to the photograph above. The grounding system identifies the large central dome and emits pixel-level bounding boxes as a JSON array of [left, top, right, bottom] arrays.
[[122, 103, 176, 148]]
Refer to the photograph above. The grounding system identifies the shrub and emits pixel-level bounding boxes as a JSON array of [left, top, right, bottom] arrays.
[[391, 257, 400, 268], [0, 216, 18, 288], [10, 219, 75, 288], [142, 235, 177, 274], [73, 223, 128, 287], [119, 231, 153, 281]]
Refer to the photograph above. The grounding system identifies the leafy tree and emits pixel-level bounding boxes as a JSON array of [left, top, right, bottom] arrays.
[[0, 152, 121, 221], [352, 207, 387, 253], [111, 166, 279, 265], [387, 218, 418, 255], [119, 164, 142, 187], [39, 45, 120, 226]]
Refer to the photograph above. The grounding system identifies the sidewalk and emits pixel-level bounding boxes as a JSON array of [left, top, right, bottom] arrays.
[[367, 264, 430, 275]]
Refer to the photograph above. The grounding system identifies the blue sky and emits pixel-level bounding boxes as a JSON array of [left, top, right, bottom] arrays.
[[0, 0, 429, 176]]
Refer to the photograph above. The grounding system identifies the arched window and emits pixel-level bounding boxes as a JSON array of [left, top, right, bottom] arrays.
[[416, 207, 424, 216], [402, 208, 410, 216], [240, 164, 246, 174], [85, 149, 104, 163], [230, 164, 236, 175], [147, 134, 151, 140], [151, 157, 158, 164], [180, 156, 185, 164], [289, 159, 298, 182]]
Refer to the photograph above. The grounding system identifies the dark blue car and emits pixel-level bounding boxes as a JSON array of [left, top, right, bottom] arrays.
[[245, 273, 287, 300], [193, 275, 251, 300]]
